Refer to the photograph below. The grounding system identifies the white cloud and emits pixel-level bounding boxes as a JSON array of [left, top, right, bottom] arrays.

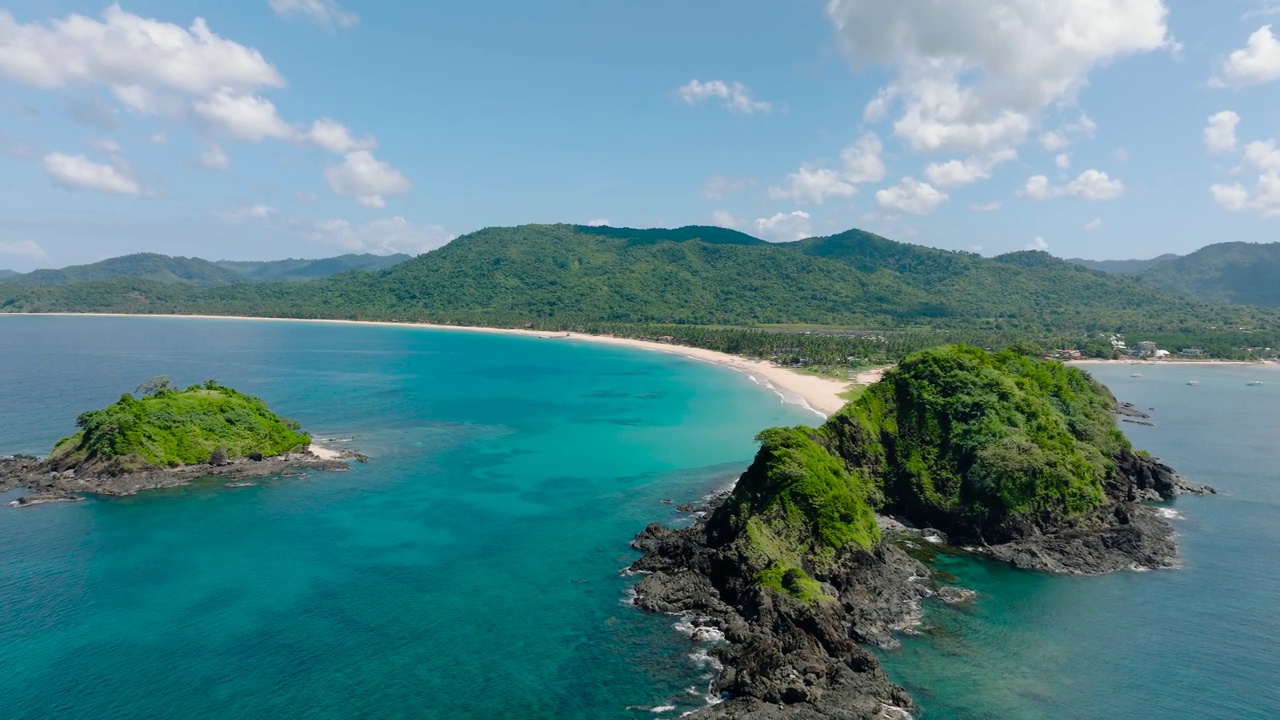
[[1038, 115, 1098, 151], [875, 177, 948, 215], [1025, 237, 1050, 251], [43, 152, 141, 195], [308, 217, 452, 254], [148, 131, 168, 145], [769, 167, 856, 205], [1205, 111, 1242, 153], [199, 143, 229, 170], [752, 212, 813, 242], [584, 218, 610, 227], [269, 0, 359, 30], [303, 118, 376, 153], [1055, 153, 1071, 170], [677, 79, 773, 115], [0, 7, 283, 96], [1114, 148, 1130, 163], [0, 240, 47, 262], [923, 149, 1016, 189], [323, 150, 412, 207], [1212, 25, 1280, 87], [295, 191, 318, 203], [193, 90, 294, 141], [1020, 169, 1125, 201], [1211, 182, 1252, 212], [840, 133, 887, 184], [712, 210, 813, 242], [1064, 169, 1126, 200], [1084, 218, 1103, 231], [827, 1, 1171, 152], [1244, 140, 1280, 171], [215, 204, 275, 222], [770, 133, 886, 204], [971, 201, 1002, 212]]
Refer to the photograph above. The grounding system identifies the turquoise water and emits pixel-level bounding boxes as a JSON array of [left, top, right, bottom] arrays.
[[0, 315, 814, 719], [878, 362, 1280, 719]]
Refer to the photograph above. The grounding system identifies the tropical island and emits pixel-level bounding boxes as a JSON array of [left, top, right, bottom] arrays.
[[629, 346, 1213, 719], [0, 377, 363, 504]]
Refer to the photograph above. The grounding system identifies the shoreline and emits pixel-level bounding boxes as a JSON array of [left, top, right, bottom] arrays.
[[1069, 358, 1275, 367], [5, 312, 858, 417]]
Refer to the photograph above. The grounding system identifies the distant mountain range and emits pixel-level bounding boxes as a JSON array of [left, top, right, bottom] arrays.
[[0, 252, 412, 287], [1068, 242, 1280, 307], [1, 225, 1269, 339], [1067, 255, 1181, 275]]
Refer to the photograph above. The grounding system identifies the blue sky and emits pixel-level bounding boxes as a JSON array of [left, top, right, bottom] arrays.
[[1, 0, 1279, 270]]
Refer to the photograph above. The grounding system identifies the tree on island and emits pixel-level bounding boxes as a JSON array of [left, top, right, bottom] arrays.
[[136, 375, 174, 397]]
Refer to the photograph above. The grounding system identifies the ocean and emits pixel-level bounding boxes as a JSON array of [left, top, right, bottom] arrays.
[[0, 315, 813, 719], [2, 318, 1276, 720]]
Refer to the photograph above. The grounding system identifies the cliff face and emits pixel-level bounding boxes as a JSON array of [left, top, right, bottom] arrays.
[[630, 347, 1212, 718]]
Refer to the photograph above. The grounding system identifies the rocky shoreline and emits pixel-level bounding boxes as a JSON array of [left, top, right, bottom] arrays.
[[628, 453, 1214, 719], [0, 447, 368, 505]]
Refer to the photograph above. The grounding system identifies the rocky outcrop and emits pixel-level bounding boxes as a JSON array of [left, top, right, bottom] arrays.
[[631, 519, 923, 720], [0, 448, 365, 503]]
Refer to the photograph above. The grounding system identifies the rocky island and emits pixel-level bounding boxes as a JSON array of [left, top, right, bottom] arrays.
[[1, 377, 363, 504], [630, 346, 1213, 719]]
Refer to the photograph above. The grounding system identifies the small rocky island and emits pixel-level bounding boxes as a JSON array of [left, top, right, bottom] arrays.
[[1, 377, 364, 505], [631, 346, 1213, 719]]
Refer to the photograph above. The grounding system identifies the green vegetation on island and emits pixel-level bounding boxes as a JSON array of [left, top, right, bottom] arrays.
[[47, 378, 310, 475], [706, 346, 1142, 602]]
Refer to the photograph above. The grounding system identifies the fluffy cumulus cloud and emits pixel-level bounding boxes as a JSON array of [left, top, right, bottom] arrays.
[[1212, 25, 1280, 87], [0, 6, 391, 203], [1204, 111, 1241, 153], [1025, 237, 1050, 251], [1055, 153, 1071, 170], [677, 79, 773, 115], [1210, 125, 1280, 217], [269, 0, 359, 30], [826, 1, 1171, 153], [323, 151, 413, 207], [712, 210, 813, 242], [923, 149, 1016, 189], [43, 152, 141, 195], [1039, 115, 1097, 151], [1084, 218, 1103, 231], [770, 133, 885, 204], [1020, 169, 1125, 201], [0, 7, 283, 96], [875, 177, 948, 215]]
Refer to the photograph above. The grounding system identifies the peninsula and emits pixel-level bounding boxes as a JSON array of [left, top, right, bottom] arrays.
[[0, 378, 362, 504], [630, 346, 1213, 719]]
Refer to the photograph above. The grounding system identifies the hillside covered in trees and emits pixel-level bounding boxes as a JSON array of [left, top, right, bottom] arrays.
[[3, 224, 1277, 361], [0, 252, 411, 287]]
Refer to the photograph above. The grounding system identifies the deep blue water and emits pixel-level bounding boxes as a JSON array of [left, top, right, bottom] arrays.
[[878, 362, 1280, 720], [0, 315, 814, 719]]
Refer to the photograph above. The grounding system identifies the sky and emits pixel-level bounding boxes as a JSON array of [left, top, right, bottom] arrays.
[[1, 0, 1279, 271]]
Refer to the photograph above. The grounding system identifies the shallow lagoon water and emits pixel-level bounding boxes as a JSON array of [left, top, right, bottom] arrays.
[[0, 315, 814, 719]]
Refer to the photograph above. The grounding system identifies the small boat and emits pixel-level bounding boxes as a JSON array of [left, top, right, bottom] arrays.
[[1248, 381, 1264, 387], [1131, 373, 1144, 378], [1186, 380, 1200, 386]]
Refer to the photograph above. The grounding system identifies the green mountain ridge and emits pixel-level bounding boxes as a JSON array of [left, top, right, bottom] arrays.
[[1067, 255, 1180, 275], [1136, 242, 1280, 307], [1, 252, 412, 287], [2, 224, 1277, 359]]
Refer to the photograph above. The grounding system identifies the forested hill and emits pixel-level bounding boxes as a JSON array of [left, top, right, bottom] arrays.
[[1, 252, 412, 287], [1, 224, 1275, 346], [1068, 255, 1180, 275], [1134, 242, 1280, 307]]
